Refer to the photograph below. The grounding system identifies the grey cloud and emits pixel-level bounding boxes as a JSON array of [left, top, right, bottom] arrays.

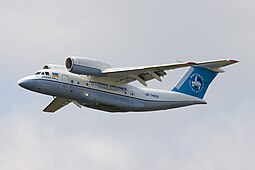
[[1, 100, 254, 170]]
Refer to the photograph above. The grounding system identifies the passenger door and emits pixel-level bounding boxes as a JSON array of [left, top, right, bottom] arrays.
[[61, 75, 70, 91]]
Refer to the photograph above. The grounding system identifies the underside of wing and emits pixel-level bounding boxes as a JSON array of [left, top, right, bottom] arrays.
[[101, 62, 198, 86], [43, 97, 71, 113], [100, 59, 238, 86]]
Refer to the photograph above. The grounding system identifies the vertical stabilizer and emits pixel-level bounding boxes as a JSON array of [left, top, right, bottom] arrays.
[[172, 59, 238, 99]]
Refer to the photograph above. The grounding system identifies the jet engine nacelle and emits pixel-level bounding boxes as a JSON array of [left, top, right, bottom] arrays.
[[65, 56, 111, 76]]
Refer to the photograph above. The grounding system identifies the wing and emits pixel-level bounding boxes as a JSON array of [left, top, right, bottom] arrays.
[[101, 61, 198, 86], [43, 97, 71, 113], [196, 59, 239, 72], [101, 59, 238, 86]]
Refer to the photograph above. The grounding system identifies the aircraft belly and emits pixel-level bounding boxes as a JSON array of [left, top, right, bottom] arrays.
[[137, 100, 206, 111], [77, 88, 142, 111], [32, 80, 138, 111], [33, 79, 205, 112]]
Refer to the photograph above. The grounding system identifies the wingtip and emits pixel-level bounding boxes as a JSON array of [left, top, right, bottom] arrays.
[[228, 59, 239, 63], [186, 61, 198, 65], [42, 109, 55, 114]]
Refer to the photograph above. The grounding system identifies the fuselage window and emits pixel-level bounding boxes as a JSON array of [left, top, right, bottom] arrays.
[[77, 82, 80, 84], [71, 80, 74, 84]]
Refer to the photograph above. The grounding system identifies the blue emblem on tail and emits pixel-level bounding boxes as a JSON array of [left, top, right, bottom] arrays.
[[172, 66, 218, 99], [190, 74, 203, 93]]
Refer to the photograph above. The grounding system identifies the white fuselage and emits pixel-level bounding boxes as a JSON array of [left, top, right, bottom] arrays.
[[18, 69, 206, 112]]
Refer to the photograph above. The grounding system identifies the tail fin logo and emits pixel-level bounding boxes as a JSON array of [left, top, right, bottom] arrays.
[[189, 74, 204, 93]]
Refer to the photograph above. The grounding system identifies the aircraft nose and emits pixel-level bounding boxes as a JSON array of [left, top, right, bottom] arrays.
[[18, 77, 35, 90]]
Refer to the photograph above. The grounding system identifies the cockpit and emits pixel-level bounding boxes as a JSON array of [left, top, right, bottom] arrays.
[[35, 71, 50, 76]]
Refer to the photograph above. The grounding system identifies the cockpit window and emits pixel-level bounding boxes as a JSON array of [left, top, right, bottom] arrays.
[[35, 71, 50, 76]]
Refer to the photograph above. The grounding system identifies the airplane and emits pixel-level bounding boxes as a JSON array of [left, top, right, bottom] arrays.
[[18, 57, 238, 113]]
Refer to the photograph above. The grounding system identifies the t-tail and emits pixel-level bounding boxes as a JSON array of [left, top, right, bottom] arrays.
[[172, 59, 239, 99]]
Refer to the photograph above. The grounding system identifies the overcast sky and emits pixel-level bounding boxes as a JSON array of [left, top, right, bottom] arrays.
[[0, 0, 254, 169]]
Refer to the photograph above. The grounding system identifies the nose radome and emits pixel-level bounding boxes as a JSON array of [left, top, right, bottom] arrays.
[[18, 78, 26, 87], [18, 77, 35, 90]]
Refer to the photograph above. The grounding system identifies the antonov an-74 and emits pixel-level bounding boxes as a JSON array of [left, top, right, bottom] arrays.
[[18, 57, 238, 113]]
